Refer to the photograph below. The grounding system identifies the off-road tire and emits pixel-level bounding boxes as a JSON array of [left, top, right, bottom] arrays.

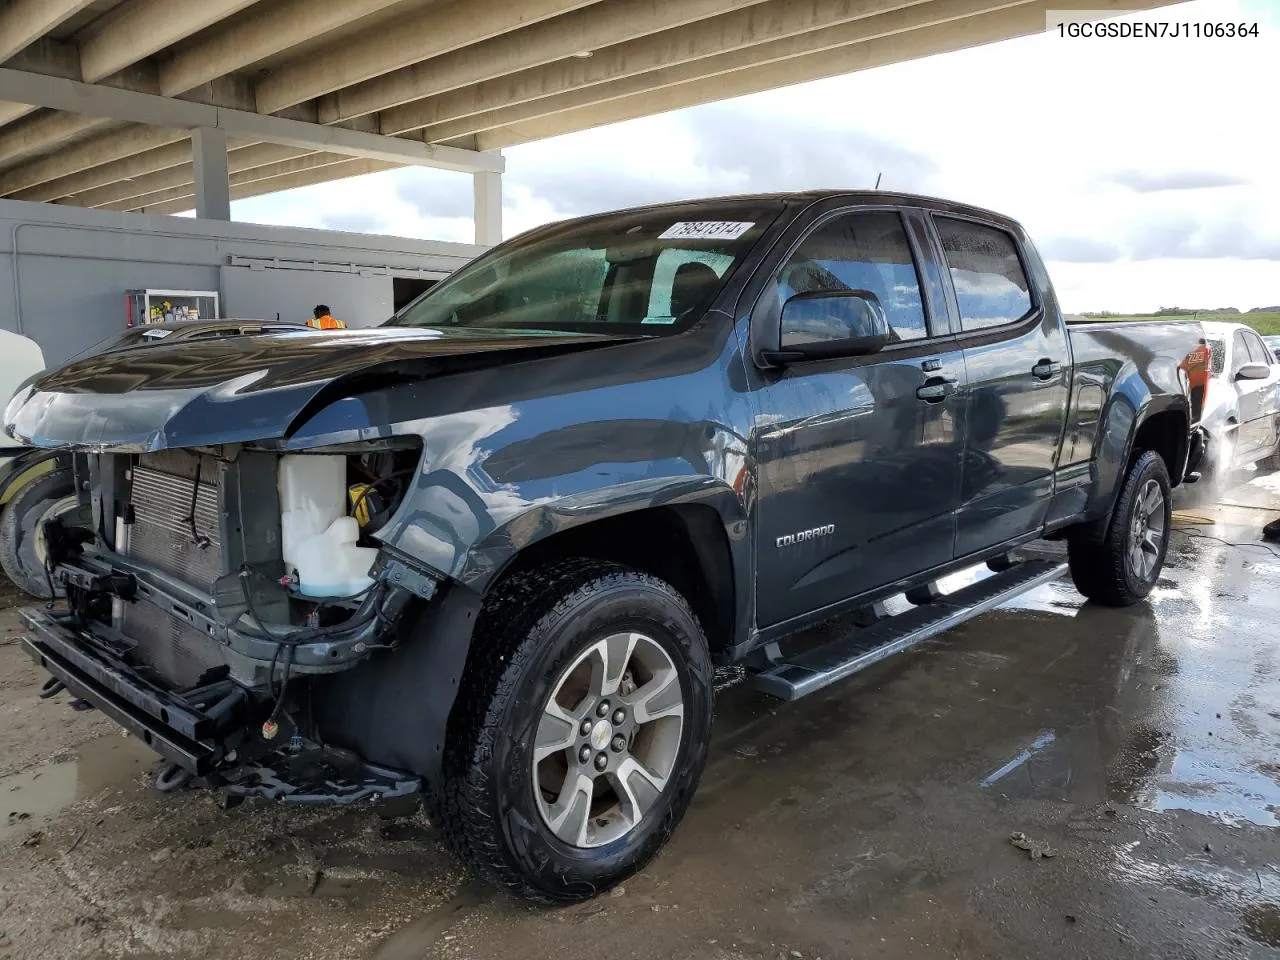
[[0, 468, 76, 598], [1067, 450, 1172, 606], [437, 559, 713, 904]]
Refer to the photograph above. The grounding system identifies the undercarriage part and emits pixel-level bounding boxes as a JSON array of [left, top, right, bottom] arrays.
[[155, 764, 194, 793], [220, 744, 421, 805]]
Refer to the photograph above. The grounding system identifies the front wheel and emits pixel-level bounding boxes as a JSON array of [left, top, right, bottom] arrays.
[[1067, 449, 1172, 606], [438, 560, 713, 903]]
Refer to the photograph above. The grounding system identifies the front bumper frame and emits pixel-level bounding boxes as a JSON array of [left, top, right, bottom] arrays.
[[21, 607, 244, 773]]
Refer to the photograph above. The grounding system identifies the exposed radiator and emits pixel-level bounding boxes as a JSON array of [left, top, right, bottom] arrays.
[[121, 598, 226, 689], [126, 451, 224, 590], [122, 451, 228, 689]]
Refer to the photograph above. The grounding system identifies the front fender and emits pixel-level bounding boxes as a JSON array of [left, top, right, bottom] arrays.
[[379, 413, 752, 593]]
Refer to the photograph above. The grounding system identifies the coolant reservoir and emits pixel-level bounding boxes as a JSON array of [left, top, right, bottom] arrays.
[[290, 516, 378, 598], [279, 455, 377, 597]]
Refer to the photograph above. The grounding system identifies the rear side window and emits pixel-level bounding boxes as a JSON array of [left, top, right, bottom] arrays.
[[1205, 337, 1226, 376], [778, 211, 928, 341], [934, 217, 1033, 331]]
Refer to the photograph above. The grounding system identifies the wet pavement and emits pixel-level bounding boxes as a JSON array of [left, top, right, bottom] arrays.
[[1, 475, 1278, 959]]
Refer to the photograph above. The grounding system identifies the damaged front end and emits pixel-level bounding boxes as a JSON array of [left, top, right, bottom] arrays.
[[24, 441, 444, 805]]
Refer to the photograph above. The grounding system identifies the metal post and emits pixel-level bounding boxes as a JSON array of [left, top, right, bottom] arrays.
[[191, 126, 230, 220], [473, 157, 502, 246]]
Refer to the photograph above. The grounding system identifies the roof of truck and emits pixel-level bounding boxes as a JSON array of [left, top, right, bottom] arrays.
[[541, 190, 1029, 239]]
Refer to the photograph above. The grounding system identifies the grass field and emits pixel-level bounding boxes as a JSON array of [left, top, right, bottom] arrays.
[[1079, 312, 1280, 335]]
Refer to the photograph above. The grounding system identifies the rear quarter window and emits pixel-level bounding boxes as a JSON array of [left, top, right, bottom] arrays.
[[934, 217, 1033, 332]]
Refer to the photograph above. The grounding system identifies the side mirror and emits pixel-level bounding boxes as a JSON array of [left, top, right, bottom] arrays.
[[773, 290, 891, 363], [1235, 362, 1271, 381]]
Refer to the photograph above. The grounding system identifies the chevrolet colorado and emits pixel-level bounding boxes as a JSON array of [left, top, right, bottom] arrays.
[[7, 192, 1205, 903]]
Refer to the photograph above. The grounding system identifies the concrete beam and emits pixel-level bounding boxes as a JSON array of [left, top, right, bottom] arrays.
[[67, 144, 313, 207], [159, 0, 406, 97], [135, 158, 401, 216], [0, 37, 89, 129], [191, 127, 231, 219], [0, 112, 114, 166], [478, 0, 1168, 149], [0, 104, 34, 128], [0, 68, 507, 177], [106, 151, 354, 211], [0, 125, 187, 196], [12, 139, 222, 202], [384, 0, 942, 135], [78, 0, 261, 83], [254, 0, 601, 114], [0, 0, 98, 63], [324, 0, 771, 124], [473, 164, 503, 245], [421, 0, 1017, 142]]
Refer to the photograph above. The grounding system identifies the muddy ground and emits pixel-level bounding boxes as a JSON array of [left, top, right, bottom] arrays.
[[1, 476, 1278, 959]]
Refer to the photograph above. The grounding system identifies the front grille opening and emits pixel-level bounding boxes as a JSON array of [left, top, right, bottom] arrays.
[[99, 442, 422, 689]]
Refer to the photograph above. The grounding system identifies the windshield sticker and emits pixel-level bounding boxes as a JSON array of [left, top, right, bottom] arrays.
[[658, 221, 754, 241]]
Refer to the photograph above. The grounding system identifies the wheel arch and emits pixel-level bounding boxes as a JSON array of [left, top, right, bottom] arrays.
[[481, 500, 747, 662]]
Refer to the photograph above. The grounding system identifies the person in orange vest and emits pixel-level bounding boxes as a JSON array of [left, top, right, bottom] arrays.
[[308, 304, 347, 330]]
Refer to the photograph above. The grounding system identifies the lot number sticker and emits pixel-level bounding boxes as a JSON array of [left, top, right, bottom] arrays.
[[658, 221, 755, 241]]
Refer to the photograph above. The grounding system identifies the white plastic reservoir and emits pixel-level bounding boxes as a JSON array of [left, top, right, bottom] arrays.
[[278, 454, 378, 597]]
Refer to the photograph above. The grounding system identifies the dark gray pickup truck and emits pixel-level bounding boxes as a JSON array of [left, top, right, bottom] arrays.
[[6, 192, 1205, 903]]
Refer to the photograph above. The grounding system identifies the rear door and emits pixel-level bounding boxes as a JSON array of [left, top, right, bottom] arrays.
[[752, 207, 966, 626], [930, 215, 1070, 557]]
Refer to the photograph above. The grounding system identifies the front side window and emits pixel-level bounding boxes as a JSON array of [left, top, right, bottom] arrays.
[[777, 211, 928, 343], [389, 203, 779, 335], [1234, 330, 1255, 371], [1245, 331, 1273, 367], [935, 217, 1033, 331]]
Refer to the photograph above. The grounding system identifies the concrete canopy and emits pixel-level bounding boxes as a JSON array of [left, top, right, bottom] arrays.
[[0, 0, 1175, 239]]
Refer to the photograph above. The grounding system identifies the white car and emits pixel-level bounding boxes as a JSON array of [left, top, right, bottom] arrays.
[[1200, 321, 1280, 474]]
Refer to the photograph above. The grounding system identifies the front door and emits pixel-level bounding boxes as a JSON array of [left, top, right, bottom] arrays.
[[1232, 328, 1280, 463], [753, 209, 966, 627], [929, 215, 1071, 557]]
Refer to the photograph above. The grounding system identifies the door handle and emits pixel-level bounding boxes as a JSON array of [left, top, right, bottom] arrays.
[[1032, 359, 1062, 380], [916, 377, 956, 403]]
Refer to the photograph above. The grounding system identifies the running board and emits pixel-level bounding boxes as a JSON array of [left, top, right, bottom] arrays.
[[750, 560, 1068, 701]]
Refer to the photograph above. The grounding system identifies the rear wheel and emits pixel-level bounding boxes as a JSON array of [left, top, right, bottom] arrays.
[[0, 468, 78, 598], [438, 559, 713, 903], [1067, 450, 1172, 606]]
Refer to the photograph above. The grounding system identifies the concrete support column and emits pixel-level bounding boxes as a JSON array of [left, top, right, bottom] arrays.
[[191, 126, 230, 220], [473, 156, 502, 245]]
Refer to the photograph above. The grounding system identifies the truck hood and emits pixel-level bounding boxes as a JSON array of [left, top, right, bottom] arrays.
[[5, 326, 634, 452]]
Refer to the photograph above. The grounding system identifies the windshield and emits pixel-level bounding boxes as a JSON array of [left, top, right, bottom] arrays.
[[389, 202, 782, 335]]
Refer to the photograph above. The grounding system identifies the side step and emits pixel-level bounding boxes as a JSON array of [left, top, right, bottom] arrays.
[[750, 559, 1068, 701]]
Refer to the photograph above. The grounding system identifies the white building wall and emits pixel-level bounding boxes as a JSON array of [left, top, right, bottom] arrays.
[[0, 199, 485, 364]]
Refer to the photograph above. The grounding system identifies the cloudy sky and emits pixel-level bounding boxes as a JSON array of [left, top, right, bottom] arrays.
[[235, 0, 1280, 314]]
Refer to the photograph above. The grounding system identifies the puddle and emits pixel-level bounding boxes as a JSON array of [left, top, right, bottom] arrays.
[[0, 732, 155, 841], [1242, 902, 1280, 948], [981, 730, 1057, 788], [1148, 749, 1280, 827], [1113, 843, 1280, 949]]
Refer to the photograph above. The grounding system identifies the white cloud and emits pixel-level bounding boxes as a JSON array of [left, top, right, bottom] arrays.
[[233, 0, 1279, 313]]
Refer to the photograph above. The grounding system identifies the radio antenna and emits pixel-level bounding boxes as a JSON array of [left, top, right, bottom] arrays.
[[874, 172, 883, 189]]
